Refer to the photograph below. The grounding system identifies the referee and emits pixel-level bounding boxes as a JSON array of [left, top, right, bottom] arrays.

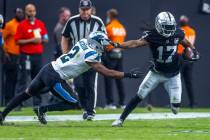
[[39, 0, 106, 120]]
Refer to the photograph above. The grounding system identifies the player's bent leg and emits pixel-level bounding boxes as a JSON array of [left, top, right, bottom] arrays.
[[171, 103, 181, 114], [137, 71, 160, 99], [112, 95, 142, 127], [0, 91, 31, 125], [51, 81, 78, 104], [164, 73, 182, 115], [112, 71, 160, 127], [0, 70, 46, 125]]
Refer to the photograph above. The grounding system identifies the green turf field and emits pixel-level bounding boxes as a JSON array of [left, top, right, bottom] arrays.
[[0, 107, 210, 140]]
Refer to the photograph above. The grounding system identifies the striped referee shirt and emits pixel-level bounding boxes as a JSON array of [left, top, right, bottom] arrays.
[[62, 14, 106, 46]]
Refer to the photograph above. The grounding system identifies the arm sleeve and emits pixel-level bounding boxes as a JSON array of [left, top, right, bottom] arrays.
[[40, 21, 48, 36], [141, 31, 150, 41], [2, 23, 11, 40], [84, 51, 100, 63], [62, 20, 72, 38], [97, 18, 107, 34]]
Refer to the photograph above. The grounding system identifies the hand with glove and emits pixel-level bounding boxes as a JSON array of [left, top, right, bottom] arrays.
[[124, 68, 143, 78], [108, 40, 121, 48], [185, 47, 200, 62]]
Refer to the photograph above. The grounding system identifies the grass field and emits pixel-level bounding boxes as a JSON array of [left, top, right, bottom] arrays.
[[0, 107, 210, 140]]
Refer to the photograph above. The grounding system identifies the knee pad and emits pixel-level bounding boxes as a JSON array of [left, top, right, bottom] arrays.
[[171, 103, 180, 115]]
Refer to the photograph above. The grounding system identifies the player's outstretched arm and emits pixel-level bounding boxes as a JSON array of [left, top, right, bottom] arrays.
[[111, 39, 148, 49], [87, 62, 141, 79]]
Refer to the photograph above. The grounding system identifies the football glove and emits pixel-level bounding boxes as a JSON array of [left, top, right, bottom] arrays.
[[108, 40, 121, 48], [184, 47, 200, 62], [124, 68, 143, 78]]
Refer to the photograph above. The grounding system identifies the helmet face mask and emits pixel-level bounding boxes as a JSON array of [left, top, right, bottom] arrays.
[[155, 12, 176, 38], [88, 31, 111, 54]]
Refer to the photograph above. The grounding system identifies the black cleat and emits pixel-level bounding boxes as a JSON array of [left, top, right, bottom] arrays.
[[33, 107, 47, 125], [0, 111, 4, 125], [83, 112, 88, 120], [83, 112, 95, 121]]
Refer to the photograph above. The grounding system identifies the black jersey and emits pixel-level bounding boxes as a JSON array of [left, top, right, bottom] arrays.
[[142, 28, 185, 77]]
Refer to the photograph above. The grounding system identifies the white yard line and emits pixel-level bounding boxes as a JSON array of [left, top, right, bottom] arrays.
[[4, 112, 210, 122]]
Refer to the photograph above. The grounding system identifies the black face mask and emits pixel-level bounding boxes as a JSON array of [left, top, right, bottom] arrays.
[[179, 21, 188, 27]]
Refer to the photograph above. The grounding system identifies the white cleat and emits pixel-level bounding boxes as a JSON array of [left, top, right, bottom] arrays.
[[112, 119, 123, 127]]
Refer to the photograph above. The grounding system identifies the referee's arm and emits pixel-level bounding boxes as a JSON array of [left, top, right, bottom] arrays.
[[61, 36, 70, 54], [61, 21, 72, 54]]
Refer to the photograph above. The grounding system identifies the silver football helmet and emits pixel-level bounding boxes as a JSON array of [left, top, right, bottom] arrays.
[[155, 12, 176, 38], [88, 31, 111, 54]]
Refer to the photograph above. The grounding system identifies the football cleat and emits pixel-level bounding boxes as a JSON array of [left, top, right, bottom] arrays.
[[0, 111, 4, 125], [83, 112, 88, 120], [33, 107, 47, 125], [112, 119, 123, 127], [86, 114, 95, 121]]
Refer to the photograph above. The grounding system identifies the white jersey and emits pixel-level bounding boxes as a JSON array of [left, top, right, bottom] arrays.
[[51, 39, 100, 80]]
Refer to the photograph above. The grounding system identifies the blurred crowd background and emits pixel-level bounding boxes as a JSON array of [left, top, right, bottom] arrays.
[[0, 0, 210, 109]]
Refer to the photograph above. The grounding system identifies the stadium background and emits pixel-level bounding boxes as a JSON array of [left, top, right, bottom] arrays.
[[0, 0, 210, 107]]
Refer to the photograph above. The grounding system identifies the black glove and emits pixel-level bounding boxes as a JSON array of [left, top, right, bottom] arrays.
[[109, 41, 121, 48], [124, 68, 143, 78], [184, 48, 200, 62], [191, 48, 200, 61]]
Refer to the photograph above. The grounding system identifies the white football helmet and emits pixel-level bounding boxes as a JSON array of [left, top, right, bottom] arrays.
[[155, 12, 176, 38], [88, 31, 111, 54]]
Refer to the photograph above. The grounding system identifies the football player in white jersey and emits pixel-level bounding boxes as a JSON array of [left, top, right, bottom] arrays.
[[0, 31, 141, 125]]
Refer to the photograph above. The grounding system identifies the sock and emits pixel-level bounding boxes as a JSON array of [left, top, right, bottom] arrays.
[[2, 92, 31, 118], [41, 102, 81, 112], [120, 95, 142, 121]]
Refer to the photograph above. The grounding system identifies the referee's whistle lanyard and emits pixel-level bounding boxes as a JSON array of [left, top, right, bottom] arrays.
[[25, 55, 31, 70]]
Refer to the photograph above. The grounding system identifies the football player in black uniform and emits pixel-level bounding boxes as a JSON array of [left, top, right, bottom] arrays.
[[112, 11, 199, 127]]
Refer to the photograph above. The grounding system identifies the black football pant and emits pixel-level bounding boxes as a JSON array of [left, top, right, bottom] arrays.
[[3, 54, 19, 105], [2, 63, 79, 118], [74, 69, 97, 115], [15, 54, 43, 106], [103, 55, 125, 105], [181, 62, 195, 108]]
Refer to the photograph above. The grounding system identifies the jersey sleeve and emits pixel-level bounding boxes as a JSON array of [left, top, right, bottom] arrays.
[[140, 31, 151, 42], [96, 18, 107, 34], [178, 28, 185, 41], [40, 21, 48, 36], [62, 20, 72, 39], [84, 50, 100, 63]]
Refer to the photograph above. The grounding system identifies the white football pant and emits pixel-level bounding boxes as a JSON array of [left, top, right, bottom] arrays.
[[137, 70, 182, 113]]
